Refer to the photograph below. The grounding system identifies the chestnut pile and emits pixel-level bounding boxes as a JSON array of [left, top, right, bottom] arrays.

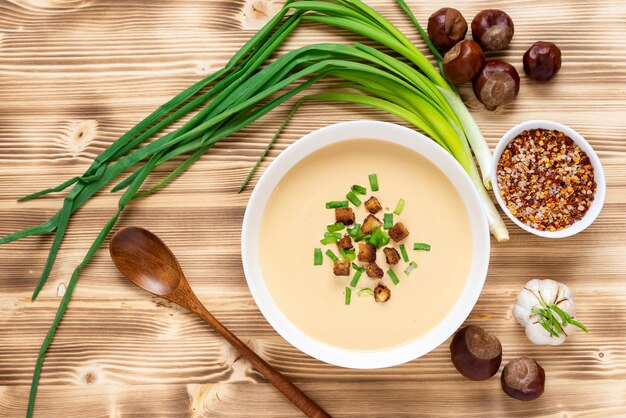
[[428, 8, 562, 111]]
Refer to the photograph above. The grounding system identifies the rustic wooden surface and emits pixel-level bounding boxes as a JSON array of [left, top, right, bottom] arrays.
[[1, 0, 625, 416]]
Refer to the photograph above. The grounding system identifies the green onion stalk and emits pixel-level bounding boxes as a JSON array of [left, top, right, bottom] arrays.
[[0, 1, 510, 416]]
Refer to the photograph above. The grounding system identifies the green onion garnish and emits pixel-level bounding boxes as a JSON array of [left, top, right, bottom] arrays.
[[326, 222, 344, 232], [383, 213, 393, 229], [404, 261, 417, 275], [320, 236, 337, 245], [345, 287, 352, 305], [399, 244, 409, 262], [343, 248, 356, 261], [351, 263, 365, 272], [369, 173, 379, 191], [347, 224, 365, 241], [351, 184, 367, 195], [346, 191, 361, 206], [358, 288, 374, 297], [387, 268, 400, 285], [314, 248, 323, 265], [366, 228, 390, 249], [350, 269, 362, 287], [326, 249, 338, 261], [413, 243, 431, 251], [324, 232, 342, 240], [326, 200, 348, 209], [394, 198, 405, 215]]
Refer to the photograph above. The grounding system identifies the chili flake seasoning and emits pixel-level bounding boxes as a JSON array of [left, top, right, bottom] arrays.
[[496, 129, 597, 232]]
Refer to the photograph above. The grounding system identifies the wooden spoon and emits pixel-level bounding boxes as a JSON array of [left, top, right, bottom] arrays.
[[109, 226, 331, 418]]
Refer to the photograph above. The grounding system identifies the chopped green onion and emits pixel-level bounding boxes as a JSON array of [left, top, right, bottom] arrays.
[[404, 261, 417, 275], [350, 269, 362, 287], [399, 244, 409, 262], [387, 269, 400, 285], [346, 191, 361, 206], [394, 198, 405, 215], [383, 213, 393, 229], [351, 184, 367, 195], [366, 228, 390, 249], [314, 248, 323, 265], [345, 287, 352, 305], [327, 222, 344, 232], [351, 262, 365, 272], [324, 232, 342, 240], [347, 224, 365, 241], [326, 200, 348, 209], [325, 249, 339, 261], [320, 236, 337, 245], [358, 288, 374, 297], [413, 243, 431, 251], [369, 173, 379, 191], [343, 248, 356, 261]]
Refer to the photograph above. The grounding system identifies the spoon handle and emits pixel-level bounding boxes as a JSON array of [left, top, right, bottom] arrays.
[[191, 302, 331, 418]]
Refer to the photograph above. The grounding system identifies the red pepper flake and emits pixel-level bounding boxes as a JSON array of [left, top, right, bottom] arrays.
[[497, 129, 596, 231]]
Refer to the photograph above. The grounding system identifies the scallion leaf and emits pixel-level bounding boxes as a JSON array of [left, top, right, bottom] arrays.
[[358, 288, 374, 297], [351, 184, 367, 195], [346, 191, 361, 206], [347, 224, 365, 241], [351, 262, 365, 272], [368, 173, 379, 191], [387, 268, 400, 285], [314, 248, 323, 265], [324, 232, 342, 240], [326, 249, 339, 262], [320, 236, 337, 245], [345, 287, 352, 305], [350, 269, 362, 287], [327, 222, 345, 232], [404, 261, 417, 276], [413, 243, 431, 251], [383, 213, 393, 229], [343, 248, 356, 261], [326, 200, 349, 209], [399, 243, 409, 262], [394, 198, 405, 215], [366, 228, 390, 249]]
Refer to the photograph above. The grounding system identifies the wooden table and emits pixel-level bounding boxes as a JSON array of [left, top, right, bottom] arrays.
[[1, 1, 624, 416]]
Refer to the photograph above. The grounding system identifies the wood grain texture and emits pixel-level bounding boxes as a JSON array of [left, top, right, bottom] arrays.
[[1, 0, 625, 417]]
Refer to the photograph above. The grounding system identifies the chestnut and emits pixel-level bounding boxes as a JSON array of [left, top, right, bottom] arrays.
[[427, 8, 468, 52], [501, 357, 545, 401], [450, 325, 502, 380], [442, 40, 485, 85], [523, 41, 562, 81], [471, 9, 514, 51], [472, 60, 520, 111]]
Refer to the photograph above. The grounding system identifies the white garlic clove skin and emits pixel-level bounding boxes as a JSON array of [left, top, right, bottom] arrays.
[[537, 279, 560, 305], [525, 321, 566, 345], [513, 288, 538, 327]]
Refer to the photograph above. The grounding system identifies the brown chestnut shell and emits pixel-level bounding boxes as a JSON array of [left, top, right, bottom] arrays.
[[471, 9, 514, 51], [523, 41, 562, 81], [427, 8, 468, 52], [472, 60, 520, 111], [443, 40, 486, 85], [450, 325, 502, 380], [501, 357, 546, 401]]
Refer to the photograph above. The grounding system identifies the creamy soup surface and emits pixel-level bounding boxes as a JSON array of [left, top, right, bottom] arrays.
[[259, 139, 473, 351]]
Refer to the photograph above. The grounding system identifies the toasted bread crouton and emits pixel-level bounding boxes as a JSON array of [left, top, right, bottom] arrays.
[[389, 222, 409, 242], [333, 260, 351, 276], [335, 208, 355, 225], [361, 214, 382, 234], [366, 262, 384, 279], [383, 247, 400, 265], [374, 283, 391, 302], [364, 196, 382, 214], [358, 242, 376, 263], [337, 234, 353, 250]]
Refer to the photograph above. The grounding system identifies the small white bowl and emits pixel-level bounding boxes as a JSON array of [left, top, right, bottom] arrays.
[[241, 120, 490, 369], [491, 120, 606, 238]]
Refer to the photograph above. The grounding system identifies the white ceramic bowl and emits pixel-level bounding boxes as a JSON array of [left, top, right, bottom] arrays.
[[491, 120, 606, 238], [241, 120, 490, 369]]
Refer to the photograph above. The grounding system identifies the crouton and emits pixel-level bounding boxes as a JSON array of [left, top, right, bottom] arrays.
[[333, 260, 351, 276], [374, 283, 391, 303], [364, 196, 382, 214], [366, 262, 384, 279], [335, 208, 355, 225], [337, 234, 353, 250], [361, 214, 382, 234], [358, 242, 376, 263], [383, 247, 400, 265], [389, 222, 409, 242]]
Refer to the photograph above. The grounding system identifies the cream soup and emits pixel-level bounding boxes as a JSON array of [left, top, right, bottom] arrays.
[[259, 139, 473, 351]]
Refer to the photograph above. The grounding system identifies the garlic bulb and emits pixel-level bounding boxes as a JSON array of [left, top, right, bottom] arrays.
[[513, 279, 587, 345]]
